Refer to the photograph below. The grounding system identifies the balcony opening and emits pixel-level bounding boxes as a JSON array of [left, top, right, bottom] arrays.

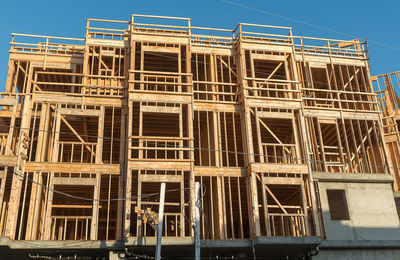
[[50, 185, 94, 240], [247, 57, 294, 99], [258, 183, 308, 237], [252, 116, 298, 164], [131, 180, 188, 238], [58, 115, 98, 163]]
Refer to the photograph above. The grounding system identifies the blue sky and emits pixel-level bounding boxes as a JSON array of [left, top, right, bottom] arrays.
[[0, 0, 399, 89]]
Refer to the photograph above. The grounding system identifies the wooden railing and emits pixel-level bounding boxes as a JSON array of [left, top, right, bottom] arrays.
[[86, 18, 129, 41], [193, 81, 237, 103], [294, 36, 366, 58], [10, 33, 84, 56], [143, 213, 184, 237], [268, 213, 307, 237], [233, 23, 292, 47], [190, 26, 234, 48], [33, 71, 125, 96], [382, 115, 399, 136], [129, 70, 192, 94], [129, 136, 192, 161], [131, 14, 190, 37], [262, 143, 298, 164], [302, 88, 379, 111], [58, 141, 97, 163], [50, 216, 92, 240], [245, 78, 300, 100], [84, 75, 125, 96]]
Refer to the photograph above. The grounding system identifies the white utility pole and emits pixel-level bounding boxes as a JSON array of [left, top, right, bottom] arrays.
[[194, 182, 201, 260], [155, 182, 166, 260]]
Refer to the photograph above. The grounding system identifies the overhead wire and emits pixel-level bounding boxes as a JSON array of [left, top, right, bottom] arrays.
[[2, 7, 397, 252], [0, 20, 396, 222], [2, 163, 190, 202], [0, 118, 396, 171], [220, 0, 400, 51], [0, 121, 395, 171], [0, 116, 397, 208]]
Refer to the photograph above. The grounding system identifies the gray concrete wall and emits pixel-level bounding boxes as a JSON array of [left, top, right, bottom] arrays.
[[314, 173, 400, 259], [314, 249, 400, 260], [316, 174, 400, 241], [394, 192, 400, 219]]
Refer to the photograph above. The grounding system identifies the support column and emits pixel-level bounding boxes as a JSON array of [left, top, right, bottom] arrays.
[[5, 92, 33, 239]]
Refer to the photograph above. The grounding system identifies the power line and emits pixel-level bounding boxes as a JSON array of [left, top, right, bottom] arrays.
[[220, 0, 400, 51], [0, 122, 392, 170], [4, 163, 190, 202], [0, 119, 396, 171], [0, 117, 396, 208]]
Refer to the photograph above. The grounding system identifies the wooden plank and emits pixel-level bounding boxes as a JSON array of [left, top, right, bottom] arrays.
[[241, 43, 292, 53], [58, 108, 101, 117], [257, 111, 294, 119], [250, 163, 309, 174], [33, 93, 123, 106], [128, 161, 191, 171], [142, 45, 180, 53], [193, 102, 239, 112], [52, 177, 97, 186], [129, 92, 192, 103], [194, 166, 247, 177], [25, 162, 120, 173], [131, 34, 189, 45], [0, 155, 18, 166], [140, 105, 181, 114], [139, 174, 183, 183], [87, 38, 127, 47], [0, 97, 17, 106]]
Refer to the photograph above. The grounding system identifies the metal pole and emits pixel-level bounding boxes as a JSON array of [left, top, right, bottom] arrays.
[[194, 182, 200, 260], [155, 182, 166, 260]]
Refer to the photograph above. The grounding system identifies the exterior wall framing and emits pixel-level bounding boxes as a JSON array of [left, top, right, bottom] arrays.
[[0, 14, 398, 259]]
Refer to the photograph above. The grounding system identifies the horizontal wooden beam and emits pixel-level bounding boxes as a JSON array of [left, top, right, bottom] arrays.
[[25, 162, 120, 174], [53, 177, 97, 186], [139, 174, 183, 183], [250, 163, 309, 174]]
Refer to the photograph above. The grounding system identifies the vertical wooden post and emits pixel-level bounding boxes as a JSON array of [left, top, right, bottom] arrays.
[[249, 171, 261, 237], [5, 97, 18, 156], [255, 109, 263, 163], [43, 173, 54, 240], [117, 103, 127, 239], [0, 167, 7, 235], [4, 59, 15, 93], [5, 92, 33, 239], [95, 106, 105, 164], [216, 176, 224, 238], [92, 105, 104, 241], [91, 174, 101, 240]]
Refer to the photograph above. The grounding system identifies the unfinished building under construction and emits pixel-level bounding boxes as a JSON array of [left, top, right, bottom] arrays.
[[0, 14, 400, 259]]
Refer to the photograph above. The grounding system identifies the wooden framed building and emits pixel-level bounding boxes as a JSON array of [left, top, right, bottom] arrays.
[[0, 14, 399, 259], [372, 71, 400, 191]]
